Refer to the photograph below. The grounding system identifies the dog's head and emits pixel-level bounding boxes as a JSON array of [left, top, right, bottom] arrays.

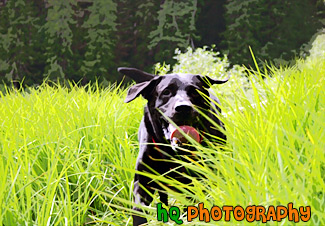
[[118, 67, 228, 144]]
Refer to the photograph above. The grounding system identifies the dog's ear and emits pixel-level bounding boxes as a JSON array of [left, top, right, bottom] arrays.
[[124, 77, 161, 103], [118, 67, 155, 83], [199, 75, 230, 87]]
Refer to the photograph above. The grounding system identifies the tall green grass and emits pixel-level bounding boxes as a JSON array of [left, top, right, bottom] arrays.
[[0, 58, 324, 225], [177, 58, 325, 225], [0, 82, 143, 225]]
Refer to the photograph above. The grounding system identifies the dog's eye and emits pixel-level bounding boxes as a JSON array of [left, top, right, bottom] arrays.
[[162, 89, 171, 96]]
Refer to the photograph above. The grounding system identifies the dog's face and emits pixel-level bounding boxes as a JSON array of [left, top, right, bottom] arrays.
[[153, 74, 207, 123], [119, 67, 228, 143], [144, 74, 210, 142]]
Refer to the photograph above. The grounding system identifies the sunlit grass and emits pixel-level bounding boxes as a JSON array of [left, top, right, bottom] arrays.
[[0, 58, 324, 225], [0, 82, 143, 225]]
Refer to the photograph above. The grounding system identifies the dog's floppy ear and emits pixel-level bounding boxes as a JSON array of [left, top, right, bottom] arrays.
[[124, 77, 161, 103], [118, 67, 155, 83], [199, 75, 230, 87]]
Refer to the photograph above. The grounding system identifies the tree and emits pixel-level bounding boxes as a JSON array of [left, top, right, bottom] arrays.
[[43, 0, 77, 81], [148, 0, 198, 64], [195, 0, 227, 48], [222, 0, 323, 66], [0, 0, 46, 87], [114, 0, 200, 73], [81, 0, 117, 83]]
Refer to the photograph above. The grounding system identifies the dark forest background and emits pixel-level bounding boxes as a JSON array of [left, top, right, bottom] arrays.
[[0, 0, 324, 87]]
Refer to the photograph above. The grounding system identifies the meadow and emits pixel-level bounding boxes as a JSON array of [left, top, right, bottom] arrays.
[[0, 56, 324, 225]]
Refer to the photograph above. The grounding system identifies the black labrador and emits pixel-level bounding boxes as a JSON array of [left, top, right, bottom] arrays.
[[118, 67, 228, 225]]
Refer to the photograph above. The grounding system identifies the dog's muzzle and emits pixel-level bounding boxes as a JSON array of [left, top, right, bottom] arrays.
[[162, 123, 201, 150]]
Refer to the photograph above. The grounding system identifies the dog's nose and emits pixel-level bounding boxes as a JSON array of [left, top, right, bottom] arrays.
[[175, 104, 192, 114]]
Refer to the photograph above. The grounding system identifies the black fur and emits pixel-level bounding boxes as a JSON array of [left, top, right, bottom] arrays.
[[118, 67, 228, 225]]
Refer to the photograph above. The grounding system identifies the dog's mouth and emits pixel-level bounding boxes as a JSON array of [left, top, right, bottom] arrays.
[[163, 122, 201, 149]]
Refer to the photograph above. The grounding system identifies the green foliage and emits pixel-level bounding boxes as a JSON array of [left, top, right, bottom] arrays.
[[0, 57, 324, 225], [150, 0, 198, 64], [222, 0, 323, 66], [195, 0, 226, 47], [0, 0, 118, 86], [43, 0, 76, 81], [43, 0, 118, 83], [178, 58, 324, 225], [81, 0, 117, 82], [0, 0, 324, 87], [0, 82, 142, 225], [114, 0, 200, 71], [0, 0, 46, 87], [155, 46, 248, 101], [113, 0, 159, 72], [149, 0, 198, 50]]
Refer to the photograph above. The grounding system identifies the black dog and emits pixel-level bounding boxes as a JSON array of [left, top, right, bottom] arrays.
[[118, 67, 228, 225]]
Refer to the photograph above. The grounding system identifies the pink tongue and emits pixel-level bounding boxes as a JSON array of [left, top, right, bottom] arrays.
[[170, 125, 201, 143]]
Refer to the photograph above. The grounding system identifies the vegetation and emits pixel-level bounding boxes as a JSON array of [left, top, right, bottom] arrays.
[[155, 46, 248, 102], [0, 1, 324, 225], [0, 51, 324, 224], [222, 0, 324, 66], [0, 82, 141, 225], [0, 0, 324, 87]]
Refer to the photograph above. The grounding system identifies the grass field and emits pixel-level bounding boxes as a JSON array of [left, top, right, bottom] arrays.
[[0, 58, 324, 225]]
